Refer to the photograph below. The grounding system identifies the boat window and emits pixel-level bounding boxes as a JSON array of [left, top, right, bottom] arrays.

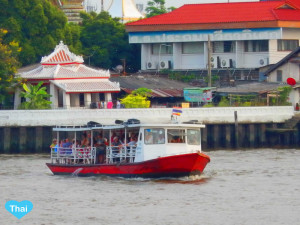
[[187, 129, 201, 145], [144, 128, 165, 145], [167, 129, 186, 143]]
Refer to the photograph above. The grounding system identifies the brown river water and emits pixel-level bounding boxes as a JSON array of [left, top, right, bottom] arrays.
[[0, 149, 299, 225]]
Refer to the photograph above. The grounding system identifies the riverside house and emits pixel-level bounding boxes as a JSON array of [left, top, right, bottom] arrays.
[[126, 0, 300, 80]]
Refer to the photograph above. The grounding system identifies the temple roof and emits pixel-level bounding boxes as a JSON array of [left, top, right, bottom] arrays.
[[41, 41, 84, 65], [19, 64, 110, 79], [50, 80, 120, 93]]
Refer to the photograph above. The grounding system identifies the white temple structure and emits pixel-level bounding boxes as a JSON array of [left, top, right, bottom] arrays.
[[84, 0, 144, 22], [15, 41, 120, 109]]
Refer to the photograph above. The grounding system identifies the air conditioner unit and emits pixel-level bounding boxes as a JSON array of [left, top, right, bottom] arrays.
[[146, 61, 156, 70], [159, 60, 170, 69], [221, 58, 230, 68], [210, 56, 218, 68], [259, 58, 269, 66]]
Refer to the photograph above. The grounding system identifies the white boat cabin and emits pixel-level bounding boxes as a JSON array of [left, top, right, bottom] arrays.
[[50, 121, 205, 164]]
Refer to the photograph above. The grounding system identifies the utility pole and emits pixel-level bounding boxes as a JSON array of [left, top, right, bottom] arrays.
[[207, 35, 212, 87]]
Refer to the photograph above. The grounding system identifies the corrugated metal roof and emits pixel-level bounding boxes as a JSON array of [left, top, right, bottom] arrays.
[[216, 82, 287, 94], [127, 0, 300, 27], [111, 75, 189, 97]]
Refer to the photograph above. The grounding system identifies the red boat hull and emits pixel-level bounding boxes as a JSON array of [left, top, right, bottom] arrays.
[[46, 152, 210, 178]]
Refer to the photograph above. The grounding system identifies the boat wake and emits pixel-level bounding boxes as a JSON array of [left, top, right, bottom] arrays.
[[72, 168, 83, 176]]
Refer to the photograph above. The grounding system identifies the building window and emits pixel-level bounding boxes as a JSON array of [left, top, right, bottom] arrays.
[[278, 40, 299, 51], [152, 43, 173, 55], [182, 42, 204, 54], [244, 40, 269, 52], [277, 70, 282, 82], [213, 41, 235, 53]]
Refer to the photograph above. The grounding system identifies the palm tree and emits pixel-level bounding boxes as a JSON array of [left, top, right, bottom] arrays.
[[19, 81, 52, 109]]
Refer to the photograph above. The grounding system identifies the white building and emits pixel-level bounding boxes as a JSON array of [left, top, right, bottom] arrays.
[[126, 0, 300, 72], [265, 46, 300, 108], [15, 41, 120, 109]]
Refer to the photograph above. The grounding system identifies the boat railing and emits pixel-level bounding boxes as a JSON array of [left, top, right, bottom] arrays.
[[51, 146, 96, 164], [106, 145, 136, 164]]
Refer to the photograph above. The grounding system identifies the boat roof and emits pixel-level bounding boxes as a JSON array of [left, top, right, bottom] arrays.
[[53, 123, 205, 132]]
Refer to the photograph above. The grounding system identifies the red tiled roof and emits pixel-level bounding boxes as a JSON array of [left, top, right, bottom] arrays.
[[127, 0, 300, 27]]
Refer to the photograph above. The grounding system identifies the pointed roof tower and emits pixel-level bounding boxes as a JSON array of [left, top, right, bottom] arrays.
[[41, 41, 84, 66], [108, 0, 144, 23]]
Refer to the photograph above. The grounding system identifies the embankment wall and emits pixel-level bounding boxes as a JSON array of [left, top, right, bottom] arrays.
[[0, 106, 298, 153]]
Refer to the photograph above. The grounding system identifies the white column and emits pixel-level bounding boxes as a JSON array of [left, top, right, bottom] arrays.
[[63, 91, 70, 109], [236, 41, 244, 68], [84, 93, 91, 108], [203, 42, 208, 70], [70, 93, 80, 107], [14, 88, 21, 109], [173, 42, 181, 70], [141, 44, 151, 70], [105, 93, 112, 102], [50, 83, 58, 109]]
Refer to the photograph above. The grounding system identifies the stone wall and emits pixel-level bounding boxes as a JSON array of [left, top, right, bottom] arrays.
[[0, 106, 294, 127]]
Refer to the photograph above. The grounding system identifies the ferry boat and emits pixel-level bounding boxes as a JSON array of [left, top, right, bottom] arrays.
[[46, 119, 210, 178]]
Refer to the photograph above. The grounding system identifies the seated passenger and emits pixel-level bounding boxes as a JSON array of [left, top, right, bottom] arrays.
[[157, 135, 165, 144], [112, 136, 122, 147], [145, 133, 153, 144], [127, 137, 137, 147]]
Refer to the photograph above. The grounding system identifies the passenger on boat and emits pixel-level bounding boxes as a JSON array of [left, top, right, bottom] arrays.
[[112, 136, 122, 147], [127, 137, 137, 147], [81, 133, 89, 147], [145, 132, 153, 144], [171, 136, 183, 143], [95, 134, 106, 163], [62, 138, 72, 154], [50, 138, 57, 149], [157, 135, 165, 144], [50, 139, 57, 152]]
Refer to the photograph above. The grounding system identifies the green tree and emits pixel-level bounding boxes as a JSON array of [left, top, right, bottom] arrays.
[[278, 86, 292, 105], [120, 88, 152, 108], [19, 81, 52, 109], [0, 0, 81, 66], [0, 29, 21, 107], [80, 11, 140, 72], [146, 0, 176, 18]]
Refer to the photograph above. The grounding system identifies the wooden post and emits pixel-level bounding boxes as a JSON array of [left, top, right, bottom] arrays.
[[225, 125, 231, 149], [213, 125, 219, 149], [4, 127, 11, 154], [19, 127, 27, 153], [249, 124, 255, 148], [35, 127, 43, 153], [234, 111, 239, 149], [202, 126, 208, 150]]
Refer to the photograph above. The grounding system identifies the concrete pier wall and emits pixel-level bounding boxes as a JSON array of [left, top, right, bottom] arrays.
[[0, 123, 299, 153], [0, 106, 299, 153], [0, 106, 294, 126]]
